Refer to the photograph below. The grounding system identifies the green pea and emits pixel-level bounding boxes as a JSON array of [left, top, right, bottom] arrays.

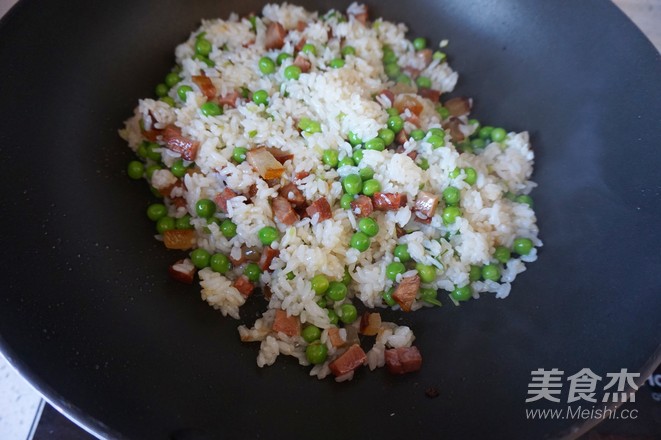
[[232, 147, 248, 163], [451, 285, 472, 302], [350, 231, 370, 252], [298, 117, 321, 134], [305, 342, 328, 364], [352, 149, 363, 164], [326, 281, 347, 302], [362, 179, 381, 197], [276, 52, 292, 66], [437, 106, 450, 119], [147, 203, 167, 221], [301, 43, 316, 55], [200, 102, 222, 117], [165, 72, 181, 88], [471, 138, 487, 150], [155, 83, 169, 98], [340, 194, 354, 210], [190, 248, 211, 269], [258, 56, 276, 74], [478, 126, 494, 140], [442, 206, 461, 225], [302, 325, 322, 343], [136, 142, 149, 159], [341, 45, 356, 57], [410, 129, 425, 141], [286, 271, 295, 281], [316, 297, 327, 308], [145, 164, 161, 180], [384, 62, 401, 78], [426, 134, 445, 149], [396, 73, 411, 85], [195, 38, 212, 56], [387, 115, 404, 133], [329, 58, 345, 69], [382, 47, 397, 64], [284, 65, 301, 80], [160, 96, 175, 107], [127, 160, 144, 179], [342, 268, 352, 285], [145, 142, 161, 161], [515, 195, 534, 208], [386, 262, 406, 281], [449, 167, 461, 179], [170, 159, 187, 178], [413, 37, 427, 50], [418, 158, 429, 170], [252, 90, 269, 105], [176, 85, 193, 102], [358, 217, 379, 237], [195, 199, 216, 218], [327, 309, 339, 325], [378, 128, 395, 146], [433, 51, 446, 61], [258, 226, 279, 245], [209, 253, 231, 274], [481, 264, 500, 281], [386, 107, 399, 117], [493, 246, 511, 264], [347, 131, 362, 146], [382, 287, 396, 307], [339, 304, 358, 324], [244, 262, 261, 282], [364, 137, 385, 151], [193, 54, 215, 67], [469, 265, 482, 282], [322, 149, 339, 167], [342, 174, 362, 195], [393, 244, 410, 262], [359, 166, 374, 180], [490, 127, 507, 142], [220, 219, 237, 238], [175, 214, 193, 230], [420, 288, 442, 306], [156, 216, 176, 234], [513, 237, 533, 256], [416, 76, 432, 89], [416, 263, 437, 283], [338, 156, 355, 168], [311, 274, 330, 294], [464, 167, 477, 185], [442, 186, 460, 205]]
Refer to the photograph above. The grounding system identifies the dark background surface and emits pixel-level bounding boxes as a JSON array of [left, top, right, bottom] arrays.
[[1, 0, 660, 439]]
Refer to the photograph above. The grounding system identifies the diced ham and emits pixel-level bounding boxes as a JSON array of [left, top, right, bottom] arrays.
[[265, 22, 287, 50], [217, 90, 240, 108], [229, 246, 261, 266], [214, 187, 238, 212], [350, 195, 373, 218], [395, 225, 406, 238], [265, 147, 294, 164], [191, 75, 217, 100], [171, 196, 187, 209], [376, 89, 395, 107], [418, 88, 441, 103], [163, 229, 197, 250], [272, 196, 299, 225], [392, 274, 420, 312], [233, 275, 255, 298], [395, 129, 408, 145], [385, 346, 423, 375], [168, 259, 196, 284], [416, 48, 433, 67], [294, 37, 307, 53], [396, 145, 417, 160], [162, 125, 199, 161], [293, 54, 311, 73], [329, 344, 367, 377], [444, 96, 472, 117], [272, 309, 301, 337], [372, 192, 407, 211], [296, 20, 307, 31], [394, 94, 423, 116], [279, 183, 305, 207], [414, 191, 439, 218], [327, 327, 346, 348], [404, 113, 421, 128], [247, 184, 258, 199], [294, 171, 310, 181], [359, 312, 382, 336], [246, 147, 285, 179], [402, 66, 420, 79], [258, 246, 280, 271], [306, 197, 332, 222], [142, 128, 162, 142], [348, 3, 368, 24]]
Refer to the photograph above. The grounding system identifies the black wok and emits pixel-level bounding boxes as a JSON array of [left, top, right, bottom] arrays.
[[0, 0, 660, 438]]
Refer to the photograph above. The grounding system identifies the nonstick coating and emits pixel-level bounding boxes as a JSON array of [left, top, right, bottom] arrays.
[[0, 0, 660, 439]]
